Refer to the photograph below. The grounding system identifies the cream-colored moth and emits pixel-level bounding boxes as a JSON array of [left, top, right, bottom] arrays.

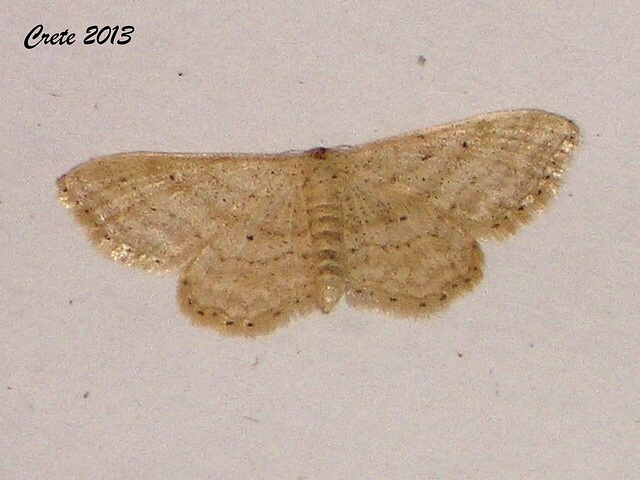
[[58, 110, 579, 336]]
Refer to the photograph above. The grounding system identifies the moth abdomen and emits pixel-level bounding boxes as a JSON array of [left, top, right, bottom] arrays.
[[306, 204, 346, 312]]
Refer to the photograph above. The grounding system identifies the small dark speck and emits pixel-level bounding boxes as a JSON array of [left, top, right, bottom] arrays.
[[83, 391, 89, 399], [462, 141, 469, 148], [178, 72, 183, 77], [197, 310, 204, 316], [417, 55, 426, 66], [246, 234, 254, 241], [399, 215, 408, 221], [68, 299, 73, 305], [169, 174, 175, 181], [457, 352, 464, 358], [309, 147, 327, 160], [49, 92, 61, 97]]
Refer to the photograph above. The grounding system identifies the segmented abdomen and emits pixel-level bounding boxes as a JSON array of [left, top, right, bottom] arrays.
[[304, 150, 346, 312]]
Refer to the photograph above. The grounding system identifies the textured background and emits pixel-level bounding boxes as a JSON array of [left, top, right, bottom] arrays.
[[1, 2, 638, 478]]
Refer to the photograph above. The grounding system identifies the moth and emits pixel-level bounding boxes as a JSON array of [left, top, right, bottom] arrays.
[[58, 110, 579, 336]]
